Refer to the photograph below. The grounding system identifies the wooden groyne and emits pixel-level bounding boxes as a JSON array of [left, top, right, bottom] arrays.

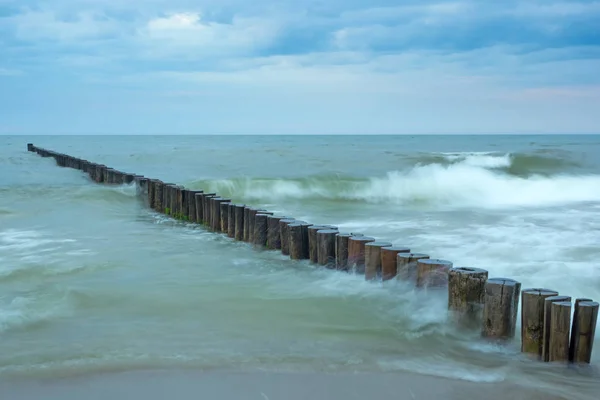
[[27, 143, 599, 366]]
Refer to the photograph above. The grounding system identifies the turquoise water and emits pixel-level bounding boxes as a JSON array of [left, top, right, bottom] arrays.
[[1, 135, 600, 398]]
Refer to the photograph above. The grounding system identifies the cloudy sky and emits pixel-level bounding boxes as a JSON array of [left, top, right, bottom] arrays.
[[1, 0, 599, 134]]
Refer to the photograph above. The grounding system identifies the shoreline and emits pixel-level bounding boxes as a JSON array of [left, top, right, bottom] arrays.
[[0, 368, 591, 400]]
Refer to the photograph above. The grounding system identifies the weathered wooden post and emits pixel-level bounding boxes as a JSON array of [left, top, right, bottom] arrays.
[[347, 236, 375, 274], [288, 221, 312, 260], [153, 181, 164, 213], [227, 204, 236, 238], [195, 193, 204, 223], [416, 259, 453, 288], [220, 202, 231, 232], [187, 190, 202, 222], [279, 218, 297, 255], [335, 233, 363, 271], [254, 213, 271, 248], [27, 143, 34, 152], [521, 288, 559, 358], [208, 196, 219, 229], [202, 194, 216, 226], [211, 198, 231, 231], [542, 295, 572, 362], [448, 267, 488, 326], [481, 278, 521, 340], [247, 208, 267, 243], [570, 300, 599, 364], [397, 253, 430, 282], [380, 246, 411, 281], [317, 229, 339, 267], [266, 216, 285, 250], [364, 242, 393, 280], [243, 207, 252, 242], [234, 204, 246, 241], [548, 301, 572, 362], [113, 170, 124, 185], [123, 173, 135, 185], [308, 225, 337, 264]]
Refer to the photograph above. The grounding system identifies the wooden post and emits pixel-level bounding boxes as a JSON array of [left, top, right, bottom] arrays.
[[317, 229, 338, 267], [380, 246, 410, 281], [570, 300, 598, 364], [187, 190, 202, 222], [212, 198, 231, 231], [266, 216, 285, 250], [243, 207, 252, 242], [416, 259, 452, 288], [254, 213, 270, 248], [542, 295, 573, 362], [234, 204, 246, 241], [364, 242, 393, 280], [335, 233, 363, 271], [481, 278, 521, 340], [27, 143, 34, 152], [154, 181, 164, 212], [397, 253, 430, 282], [227, 204, 236, 238], [308, 225, 337, 264], [194, 193, 203, 223], [347, 236, 375, 274], [279, 218, 297, 255], [202, 194, 216, 226], [448, 267, 489, 327], [549, 301, 572, 362], [248, 208, 268, 243], [289, 221, 312, 260], [220, 202, 231, 232], [521, 288, 559, 357]]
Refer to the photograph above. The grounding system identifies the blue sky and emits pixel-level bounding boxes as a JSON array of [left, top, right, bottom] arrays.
[[0, 0, 599, 134]]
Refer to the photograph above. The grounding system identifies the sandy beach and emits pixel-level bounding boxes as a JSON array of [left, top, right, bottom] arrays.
[[1, 369, 593, 400]]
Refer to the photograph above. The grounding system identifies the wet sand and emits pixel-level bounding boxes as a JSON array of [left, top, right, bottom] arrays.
[[0, 369, 585, 400]]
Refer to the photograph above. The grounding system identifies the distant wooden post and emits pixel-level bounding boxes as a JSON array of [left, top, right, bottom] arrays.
[[243, 207, 252, 242], [335, 233, 363, 271], [247, 208, 260, 243], [308, 225, 337, 263], [542, 296, 572, 362], [521, 288, 559, 357], [364, 242, 393, 280], [195, 193, 204, 223], [481, 278, 521, 340], [212, 198, 231, 231], [227, 204, 236, 238], [254, 213, 270, 248], [288, 222, 312, 260], [570, 300, 599, 364], [202, 194, 216, 226], [347, 236, 375, 274], [278, 219, 296, 255], [220, 202, 231, 232], [27, 143, 34, 152], [317, 229, 338, 267], [397, 253, 430, 282], [380, 246, 410, 281], [234, 204, 246, 241], [416, 259, 453, 288], [448, 267, 489, 327], [187, 190, 202, 222], [548, 301, 572, 362]]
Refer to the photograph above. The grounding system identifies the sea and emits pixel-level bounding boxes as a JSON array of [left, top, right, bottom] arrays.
[[1, 135, 600, 398]]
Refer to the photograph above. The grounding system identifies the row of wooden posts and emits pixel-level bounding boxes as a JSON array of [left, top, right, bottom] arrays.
[[28, 143, 599, 365]]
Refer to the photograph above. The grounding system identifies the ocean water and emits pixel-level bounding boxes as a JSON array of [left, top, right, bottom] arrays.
[[1, 135, 600, 398]]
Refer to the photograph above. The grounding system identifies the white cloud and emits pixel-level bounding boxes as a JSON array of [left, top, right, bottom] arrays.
[[136, 12, 280, 57]]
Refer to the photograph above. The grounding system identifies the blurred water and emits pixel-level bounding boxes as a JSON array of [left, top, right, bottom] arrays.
[[1, 135, 600, 398]]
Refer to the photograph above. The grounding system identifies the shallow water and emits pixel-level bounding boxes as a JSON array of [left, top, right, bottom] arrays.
[[1, 135, 600, 398]]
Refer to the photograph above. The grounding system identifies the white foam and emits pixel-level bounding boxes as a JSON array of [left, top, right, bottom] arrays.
[[438, 152, 512, 168]]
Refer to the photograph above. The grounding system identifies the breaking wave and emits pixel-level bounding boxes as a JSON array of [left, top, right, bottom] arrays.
[[197, 152, 600, 209]]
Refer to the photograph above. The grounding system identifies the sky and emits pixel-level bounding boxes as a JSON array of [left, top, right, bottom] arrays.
[[0, 0, 599, 134]]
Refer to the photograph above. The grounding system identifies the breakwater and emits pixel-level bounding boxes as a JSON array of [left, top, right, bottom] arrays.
[[27, 143, 599, 366]]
